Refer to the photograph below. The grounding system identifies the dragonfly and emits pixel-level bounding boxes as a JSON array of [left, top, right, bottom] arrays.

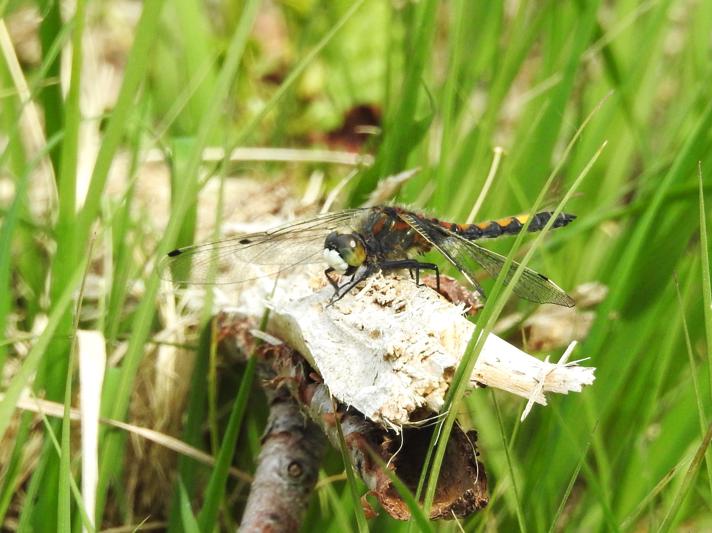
[[162, 205, 576, 307]]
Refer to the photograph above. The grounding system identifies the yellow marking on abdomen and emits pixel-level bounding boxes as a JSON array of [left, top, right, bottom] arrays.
[[496, 214, 529, 226]]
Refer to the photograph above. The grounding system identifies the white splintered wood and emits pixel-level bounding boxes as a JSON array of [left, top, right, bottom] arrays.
[[236, 273, 595, 427]]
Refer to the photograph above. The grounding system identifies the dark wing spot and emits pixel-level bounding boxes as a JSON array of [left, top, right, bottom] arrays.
[[167, 249, 182, 257], [239, 238, 252, 244]]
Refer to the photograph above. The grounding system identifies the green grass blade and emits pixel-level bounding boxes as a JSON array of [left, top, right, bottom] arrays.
[[0, 18, 72, 189], [196, 353, 258, 529], [432, 0, 468, 213], [17, 439, 52, 531], [318, 475, 353, 532], [236, 0, 366, 148], [178, 479, 201, 533], [59, 249, 92, 533], [422, 136, 606, 517], [658, 423, 712, 532], [167, 323, 212, 532], [492, 394, 526, 532], [57, 3, 87, 528], [332, 402, 369, 533], [508, 0, 600, 203], [77, 0, 166, 234], [104, 106, 145, 346], [94, 0, 260, 522], [36, 0, 64, 174], [351, 0, 437, 204], [698, 165, 712, 407], [619, 461, 685, 530], [585, 98, 712, 354], [54, 0, 86, 263], [57, 339, 75, 532], [547, 415, 594, 533], [37, 404, 94, 532], [0, 257, 86, 441], [675, 272, 712, 500], [166, 0, 219, 136], [0, 413, 32, 522]]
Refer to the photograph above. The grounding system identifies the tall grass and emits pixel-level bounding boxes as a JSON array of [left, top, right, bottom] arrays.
[[1, 0, 711, 530]]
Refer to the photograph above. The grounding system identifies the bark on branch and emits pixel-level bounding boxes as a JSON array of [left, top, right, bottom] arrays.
[[239, 386, 326, 532]]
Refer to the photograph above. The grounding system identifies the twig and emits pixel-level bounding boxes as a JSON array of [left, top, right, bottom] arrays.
[[239, 387, 326, 531]]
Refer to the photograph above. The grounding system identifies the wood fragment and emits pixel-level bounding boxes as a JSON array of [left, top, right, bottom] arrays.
[[259, 273, 595, 426], [218, 314, 488, 521], [217, 270, 595, 522]]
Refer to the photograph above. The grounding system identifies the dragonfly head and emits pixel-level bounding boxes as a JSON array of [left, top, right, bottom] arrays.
[[323, 232, 366, 273]]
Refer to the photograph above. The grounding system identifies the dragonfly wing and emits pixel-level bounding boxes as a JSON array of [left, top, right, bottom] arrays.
[[452, 241, 576, 307], [160, 209, 365, 284], [400, 213, 575, 307]]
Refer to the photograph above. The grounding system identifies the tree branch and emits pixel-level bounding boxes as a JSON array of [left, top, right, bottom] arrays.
[[239, 386, 326, 531]]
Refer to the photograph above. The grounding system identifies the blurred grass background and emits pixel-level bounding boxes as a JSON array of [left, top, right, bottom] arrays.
[[1, 0, 711, 531]]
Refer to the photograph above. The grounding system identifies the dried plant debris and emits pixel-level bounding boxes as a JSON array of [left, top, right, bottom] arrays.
[[520, 281, 609, 351], [496, 282, 608, 352]]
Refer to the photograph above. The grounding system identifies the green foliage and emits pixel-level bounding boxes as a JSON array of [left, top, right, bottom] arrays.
[[1, 0, 711, 530]]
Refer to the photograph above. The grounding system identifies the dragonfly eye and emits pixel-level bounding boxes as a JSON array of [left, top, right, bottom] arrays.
[[324, 232, 366, 272]]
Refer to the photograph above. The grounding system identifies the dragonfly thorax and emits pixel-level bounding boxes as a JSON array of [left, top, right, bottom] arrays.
[[323, 231, 367, 273]]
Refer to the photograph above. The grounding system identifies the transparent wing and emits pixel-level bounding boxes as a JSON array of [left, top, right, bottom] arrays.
[[159, 209, 366, 285], [400, 213, 575, 307]]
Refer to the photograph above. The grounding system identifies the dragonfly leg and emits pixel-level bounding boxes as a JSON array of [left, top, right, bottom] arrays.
[[328, 264, 374, 304], [379, 260, 440, 292]]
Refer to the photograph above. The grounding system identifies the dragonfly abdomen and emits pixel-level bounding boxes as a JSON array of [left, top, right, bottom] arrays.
[[443, 212, 576, 240]]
